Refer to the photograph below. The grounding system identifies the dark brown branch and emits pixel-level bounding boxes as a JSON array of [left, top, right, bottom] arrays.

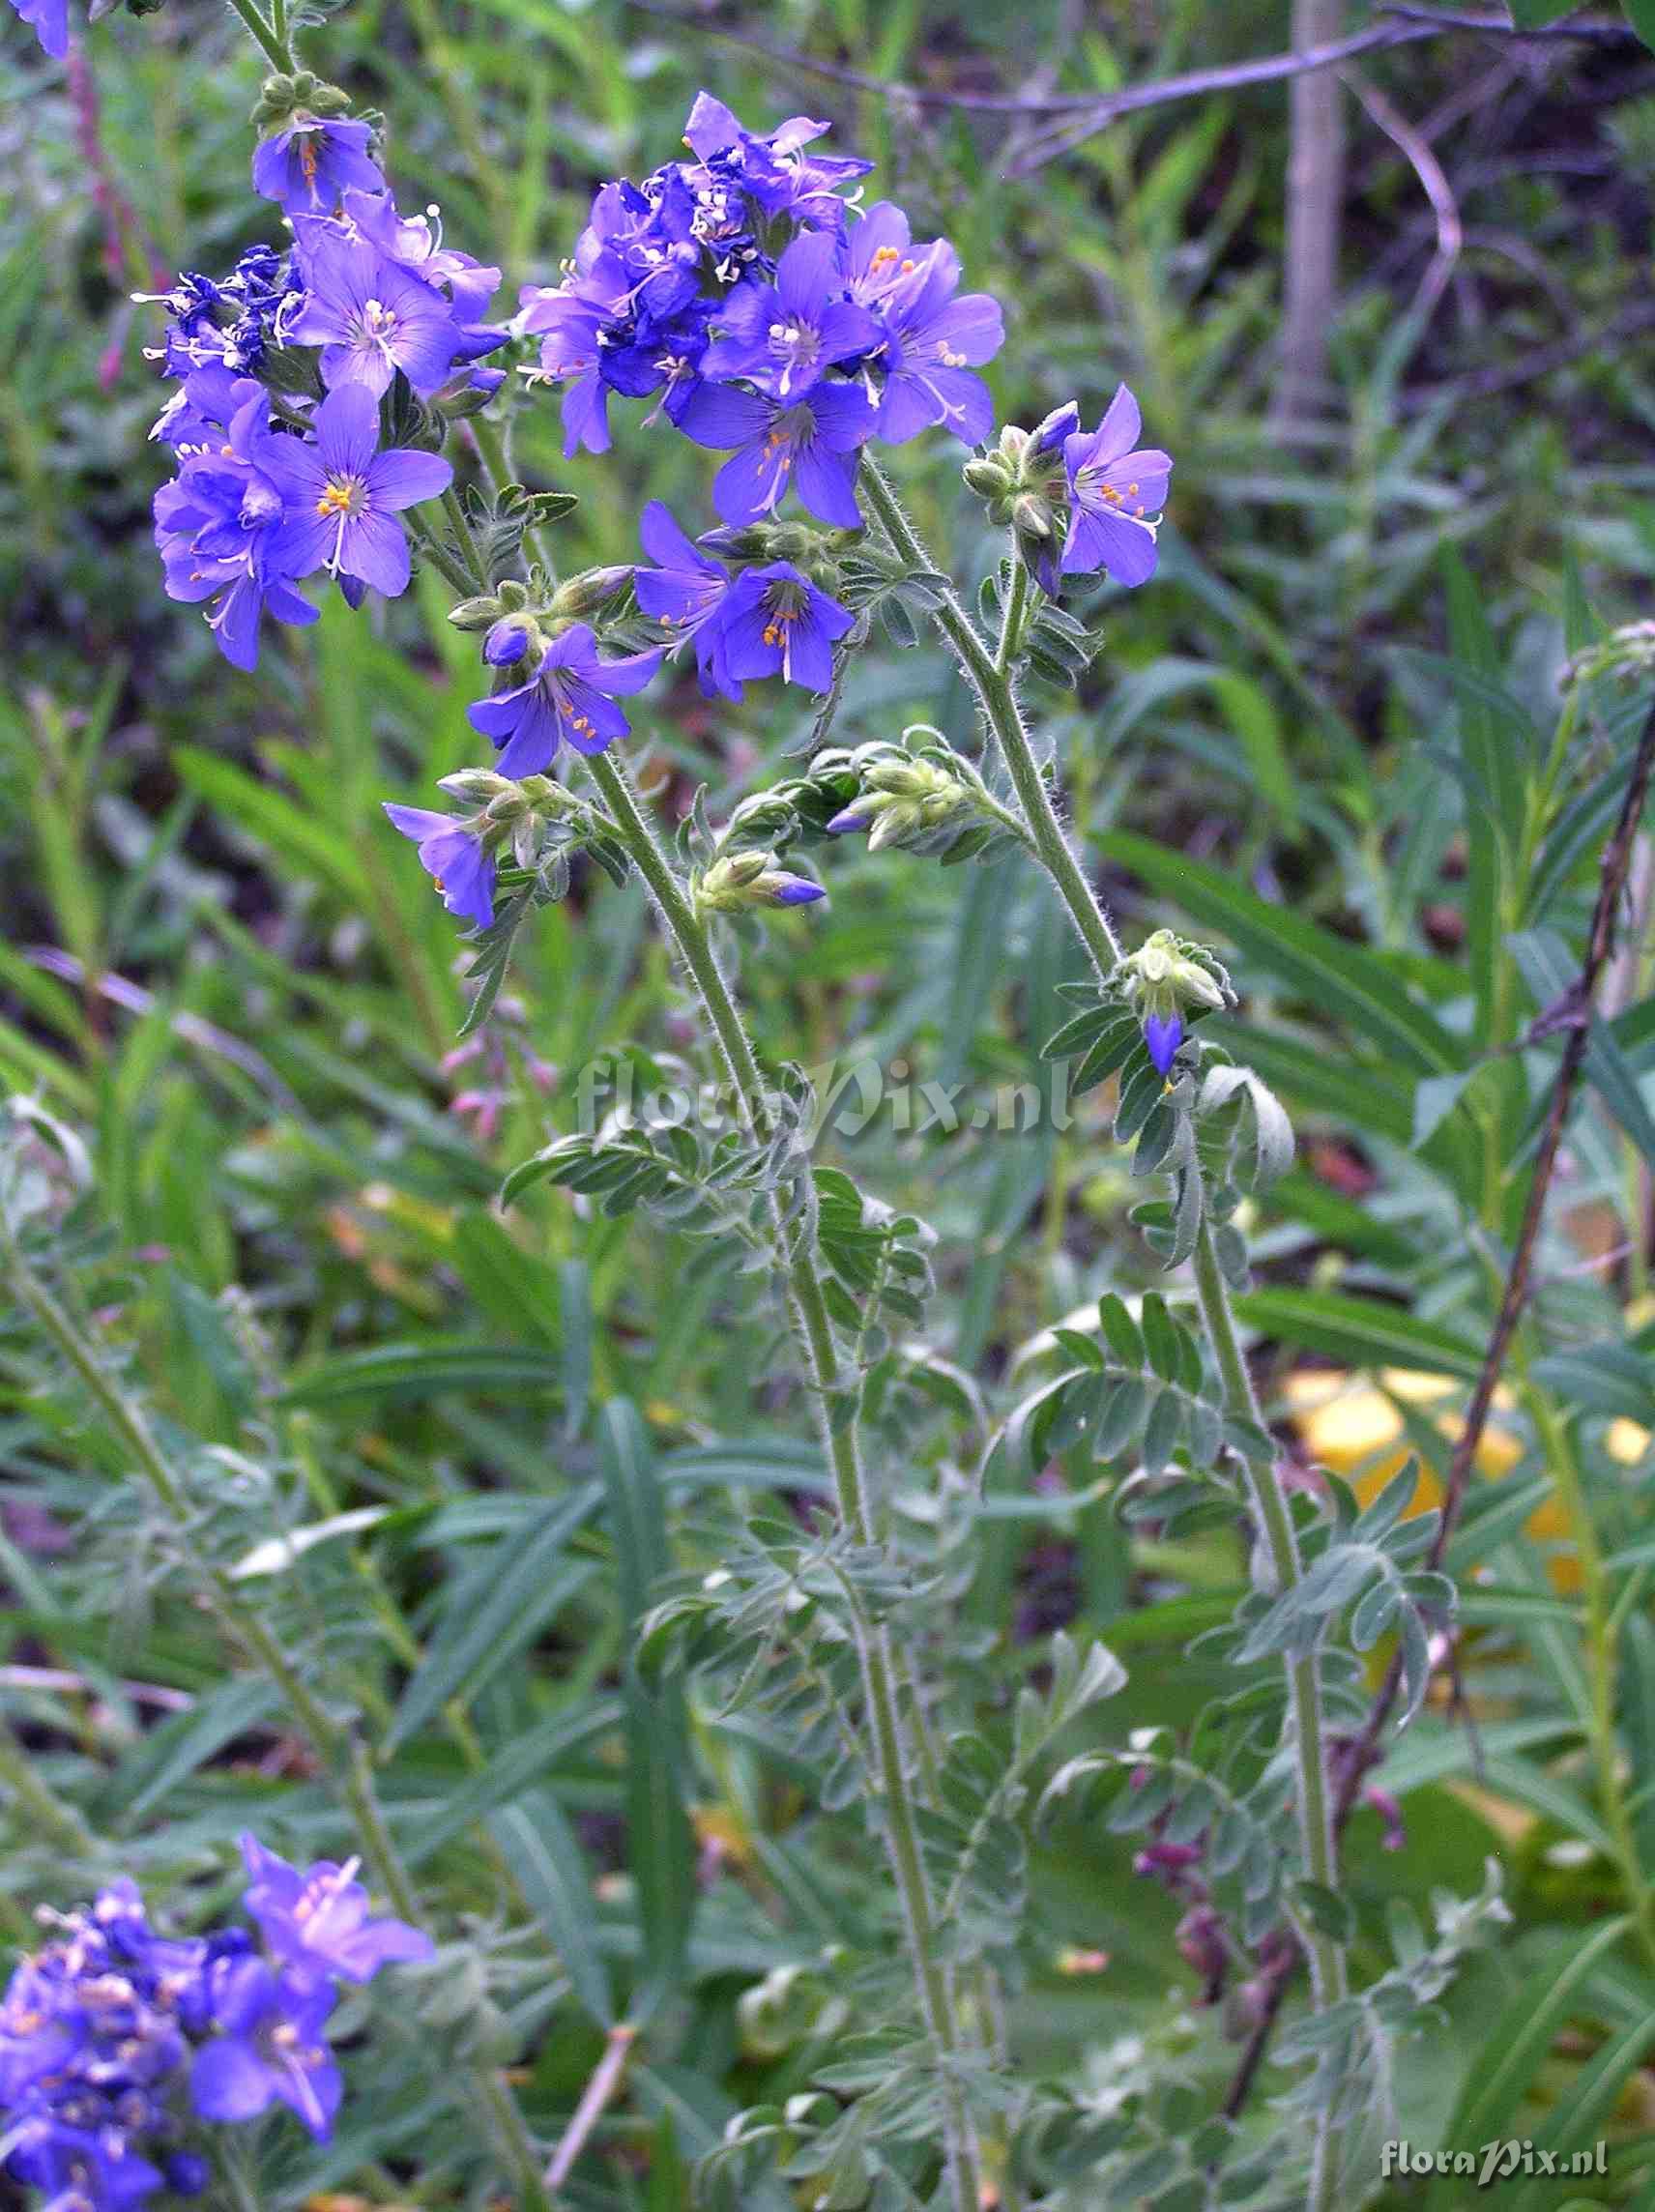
[[1223, 692, 1655, 2124]]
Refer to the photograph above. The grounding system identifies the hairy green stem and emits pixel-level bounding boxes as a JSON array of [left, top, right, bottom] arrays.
[[861, 460, 1122, 975], [0, 1215, 551, 2212], [864, 455, 1349, 2206], [580, 748, 982, 2212], [223, 0, 293, 72]]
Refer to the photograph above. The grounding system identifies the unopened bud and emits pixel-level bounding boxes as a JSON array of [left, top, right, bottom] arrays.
[[549, 566, 633, 618], [1011, 492, 1054, 541], [437, 768, 516, 806], [483, 616, 548, 669], [962, 455, 1013, 501], [695, 851, 826, 916], [449, 595, 505, 633]]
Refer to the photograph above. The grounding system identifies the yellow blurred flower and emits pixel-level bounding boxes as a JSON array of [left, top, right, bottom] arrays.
[[1282, 1367, 1577, 1586]]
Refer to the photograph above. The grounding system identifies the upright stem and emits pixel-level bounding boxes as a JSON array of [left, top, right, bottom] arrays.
[[580, 749, 982, 2212], [862, 456, 1349, 2207], [0, 1214, 552, 2212], [860, 462, 1122, 976], [223, 0, 294, 72]]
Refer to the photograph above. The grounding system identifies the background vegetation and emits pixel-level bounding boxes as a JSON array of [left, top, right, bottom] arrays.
[[6, 1, 1655, 2203]]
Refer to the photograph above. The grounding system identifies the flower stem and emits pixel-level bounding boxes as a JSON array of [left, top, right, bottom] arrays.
[[863, 453, 1349, 2207], [580, 746, 983, 2212], [223, 0, 294, 73], [861, 460, 1122, 976]]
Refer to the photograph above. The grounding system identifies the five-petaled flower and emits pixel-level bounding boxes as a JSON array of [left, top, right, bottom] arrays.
[[238, 1834, 435, 1985], [633, 501, 740, 698], [701, 230, 880, 401], [189, 1958, 342, 2143], [251, 114, 386, 217], [674, 377, 878, 528], [383, 805, 497, 929], [467, 624, 660, 774], [257, 384, 453, 599], [711, 562, 853, 694], [1060, 384, 1172, 588], [285, 220, 470, 397]]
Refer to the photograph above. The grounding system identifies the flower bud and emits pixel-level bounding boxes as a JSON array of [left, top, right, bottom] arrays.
[[695, 851, 826, 917], [996, 423, 1033, 468], [962, 455, 1014, 501], [483, 615, 542, 668], [1031, 400, 1080, 453], [549, 566, 634, 618], [437, 768, 517, 807], [1118, 928, 1234, 1075], [1011, 492, 1054, 542], [726, 788, 803, 840], [449, 595, 506, 633]]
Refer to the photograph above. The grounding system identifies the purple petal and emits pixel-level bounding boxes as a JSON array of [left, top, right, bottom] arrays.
[[383, 803, 454, 844], [342, 509, 412, 597], [312, 383, 381, 477], [673, 380, 772, 452], [1060, 505, 1159, 587], [365, 447, 454, 510], [1145, 1011, 1182, 1075], [793, 439, 863, 529], [190, 2037, 274, 2124]]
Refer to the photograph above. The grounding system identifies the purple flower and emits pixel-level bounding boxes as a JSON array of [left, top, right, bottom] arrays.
[[251, 114, 386, 217], [467, 624, 661, 774], [256, 384, 453, 599], [8, 0, 68, 58], [238, 1835, 435, 1985], [866, 238, 1002, 447], [140, 247, 297, 380], [517, 252, 631, 458], [1060, 384, 1172, 588], [673, 377, 878, 528], [5, 2113, 164, 2209], [285, 220, 468, 397], [0, 1962, 84, 2102], [633, 501, 740, 699], [190, 1957, 341, 2142], [152, 385, 321, 671], [711, 562, 853, 693], [825, 806, 872, 835], [384, 805, 497, 930], [681, 94, 872, 236], [1144, 1010, 1182, 1076], [701, 231, 880, 400]]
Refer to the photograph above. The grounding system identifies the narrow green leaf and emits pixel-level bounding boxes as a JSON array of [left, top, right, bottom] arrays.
[[490, 1790, 614, 2027]]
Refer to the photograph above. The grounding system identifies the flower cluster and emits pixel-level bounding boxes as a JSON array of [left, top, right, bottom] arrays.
[[517, 91, 1004, 525], [964, 388, 1173, 592], [144, 94, 506, 669], [0, 1837, 430, 2209]]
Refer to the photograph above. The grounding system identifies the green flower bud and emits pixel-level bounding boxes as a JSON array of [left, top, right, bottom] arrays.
[[962, 455, 1014, 501], [1119, 928, 1234, 1019], [549, 566, 634, 618], [448, 595, 506, 633], [695, 850, 826, 917], [1011, 492, 1055, 541]]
